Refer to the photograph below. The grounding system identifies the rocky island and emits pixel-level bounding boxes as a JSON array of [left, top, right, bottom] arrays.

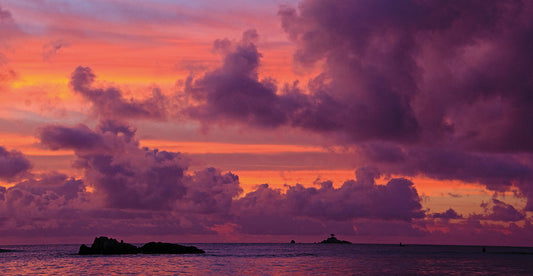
[[140, 242, 205, 254], [79, 236, 205, 255], [319, 234, 352, 244]]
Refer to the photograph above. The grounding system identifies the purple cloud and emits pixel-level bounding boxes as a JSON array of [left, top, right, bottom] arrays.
[[480, 199, 526, 222], [0, 146, 31, 181], [186, 28, 418, 141], [179, 167, 242, 217], [28, 123, 433, 237], [180, 0, 533, 210], [70, 66, 168, 120], [356, 143, 533, 208], [232, 167, 425, 235], [14, 172, 84, 200], [39, 124, 106, 151], [39, 120, 189, 210], [185, 29, 298, 127], [278, 0, 533, 150], [431, 208, 463, 220]]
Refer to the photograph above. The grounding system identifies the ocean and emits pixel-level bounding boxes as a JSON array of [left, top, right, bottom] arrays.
[[1, 243, 532, 275]]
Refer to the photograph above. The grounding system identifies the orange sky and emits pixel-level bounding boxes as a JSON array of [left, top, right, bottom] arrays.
[[1, 0, 531, 246]]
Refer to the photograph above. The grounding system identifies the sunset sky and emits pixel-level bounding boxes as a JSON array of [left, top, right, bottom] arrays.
[[1, 0, 533, 246]]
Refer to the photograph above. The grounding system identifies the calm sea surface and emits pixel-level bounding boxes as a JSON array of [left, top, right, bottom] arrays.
[[1, 243, 532, 275]]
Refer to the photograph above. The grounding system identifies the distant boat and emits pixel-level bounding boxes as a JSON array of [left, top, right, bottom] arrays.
[[319, 234, 352, 244]]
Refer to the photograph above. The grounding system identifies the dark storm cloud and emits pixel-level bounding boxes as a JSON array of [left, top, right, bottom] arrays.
[[0, 146, 31, 181], [63, 0, 533, 211], [182, 0, 533, 207], [278, 0, 533, 150], [357, 143, 533, 208], [359, 144, 532, 191], [70, 66, 168, 120], [186, 27, 418, 141], [184, 4, 533, 159]]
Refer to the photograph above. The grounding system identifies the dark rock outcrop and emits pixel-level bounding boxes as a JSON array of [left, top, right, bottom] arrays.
[[319, 234, 352, 244], [79, 236, 205, 255], [79, 236, 139, 255], [140, 242, 205, 254]]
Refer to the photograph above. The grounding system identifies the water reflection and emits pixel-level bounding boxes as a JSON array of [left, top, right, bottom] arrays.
[[1, 244, 532, 275]]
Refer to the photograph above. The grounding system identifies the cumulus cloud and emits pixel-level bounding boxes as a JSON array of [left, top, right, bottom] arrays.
[[431, 208, 463, 220], [479, 199, 526, 222], [3, 120, 533, 242], [4, 0, 533, 243], [232, 167, 425, 234], [185, 27, 418, 141], [185, 29, 300, 127], [278, 0, 533, 150], [70, 66, 168, 120], [39, 120, 189, 210], [13, 172, 85, 201], [0, 172, 87, 234], [0, 146, 31, 181], [7, 123, 431, 237], [178, 167, 242, 217], [182, 0, 533, 209], [39, 119, 425, 223], [62, 4, 533, 211]]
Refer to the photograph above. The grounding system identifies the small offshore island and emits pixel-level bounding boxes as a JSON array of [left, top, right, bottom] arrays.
[[319, 234, 352, 244], [79, 236, 205, 255]]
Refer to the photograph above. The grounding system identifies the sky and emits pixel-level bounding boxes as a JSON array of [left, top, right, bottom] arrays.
[[1, 0, 533, 246]]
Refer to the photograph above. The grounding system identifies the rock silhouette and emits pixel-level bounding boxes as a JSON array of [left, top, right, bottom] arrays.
[[78, 236, 205, 255], [79, 236, 138, 255], [319, 234, 352, 244], [140, 242, 205, 254]]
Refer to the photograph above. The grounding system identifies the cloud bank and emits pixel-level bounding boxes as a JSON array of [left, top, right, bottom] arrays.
[[182, 0, 533, 210]]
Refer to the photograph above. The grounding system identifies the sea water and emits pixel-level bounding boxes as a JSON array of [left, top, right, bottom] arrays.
[[1, 243, 532, 275]]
